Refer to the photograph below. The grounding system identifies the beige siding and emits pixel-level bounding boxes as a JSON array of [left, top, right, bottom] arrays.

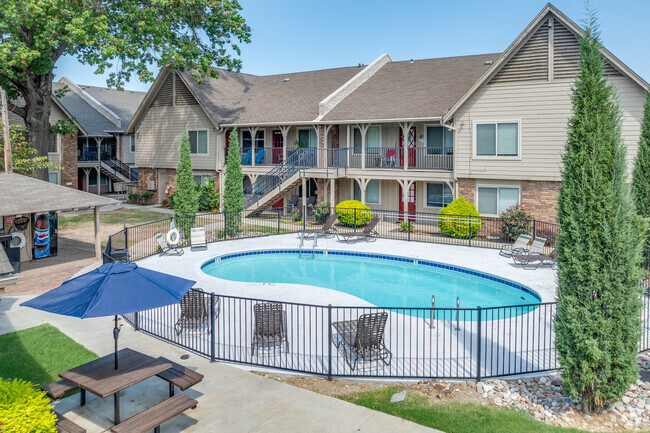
[[121, 134, 135, 164], [135, 104, 217, 170], [49, 103, 69, 124], [490, 21, 548, 84], [454, 76, 644, 181]]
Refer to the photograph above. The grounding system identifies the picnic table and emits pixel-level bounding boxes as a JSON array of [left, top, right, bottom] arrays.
[[59, 348, 172, 424]]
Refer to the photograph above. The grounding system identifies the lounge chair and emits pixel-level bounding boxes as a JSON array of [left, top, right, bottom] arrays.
[[336, 217, 380, 244], [241, 149, 252, 165], [155, 232, 184, 256], [332, 312, 391, 370], [255, 148, 266, 165], [512, 249, 558, 270], [174, 288, 219, 335], [190, 226, 207, 251], [511, 236, 547, 265], [251, 302, 289, 356], [499, 233, 532, 258], [299, 213, 338, 238], [384, 149, 396, 167]]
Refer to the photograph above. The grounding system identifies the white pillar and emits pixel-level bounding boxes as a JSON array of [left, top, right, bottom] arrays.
[[94, 206, 101, 261], [219, 171, 225, 212], [329, 178, 335, 205], [301, 177, 307, 209], [280, 125, 291, 163], [399, 122, 414, 171], [249, 127, 259, 166], [358, 124, 369, 170]]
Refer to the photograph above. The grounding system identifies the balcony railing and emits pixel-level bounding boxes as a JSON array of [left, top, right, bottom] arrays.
[[350, 146, 453, 170]]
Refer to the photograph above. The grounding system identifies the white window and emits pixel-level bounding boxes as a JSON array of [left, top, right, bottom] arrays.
[[426, 126, 454, 155], [47, 133, 59, 154], [475, 122, 519, 157], [188, 130, 208, 154], [48, 172, 59, 185], [297, 129, 318, 148], [353, 126, 380, 154], [129, 135, 135, 153], [477, 186, 520, 215], [353, 179, 380, 204], [193, 174, 212, 186], [426, 183, 453, 207]]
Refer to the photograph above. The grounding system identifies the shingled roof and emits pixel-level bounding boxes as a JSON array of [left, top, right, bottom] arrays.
[[78, 84, 145, 127]]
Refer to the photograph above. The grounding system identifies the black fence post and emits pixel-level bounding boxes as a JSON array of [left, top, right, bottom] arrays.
[[123, 226, 129, 262], [327, 304, 333, 381], [468, 218, 472, 248], [476, 306, 482, 381], [532, 219, 537, 239], [354, 208, 357, 231], [277, 208, 281, 234], [223, 211, 228, 240], [303, 205, 306, 231], [134, 311, 139, 331], [210, 292, 216, 362]]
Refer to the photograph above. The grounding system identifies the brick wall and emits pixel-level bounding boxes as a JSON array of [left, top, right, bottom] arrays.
[[316, 179, 325, 203], [330, 125, 339, 149], [61, 133, 78, 188], [138, 167, 157, 202], [457, 178, 475, 204], [521, 180, 560, 223]]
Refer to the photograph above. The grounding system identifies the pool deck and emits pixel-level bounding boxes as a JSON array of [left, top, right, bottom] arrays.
[[138, 234, 557, 305]]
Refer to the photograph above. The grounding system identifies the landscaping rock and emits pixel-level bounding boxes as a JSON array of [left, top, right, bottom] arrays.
[[390, 391, 407, 403]]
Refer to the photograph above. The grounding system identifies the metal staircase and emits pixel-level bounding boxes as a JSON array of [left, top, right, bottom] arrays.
[[243, 148, 316, 211], [100, 151, 139, 183]]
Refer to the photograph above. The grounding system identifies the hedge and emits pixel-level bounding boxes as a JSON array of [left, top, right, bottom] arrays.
[[438, 197, 482, 238], [336, 200, 372, 227], [0, 378, 56, 432]]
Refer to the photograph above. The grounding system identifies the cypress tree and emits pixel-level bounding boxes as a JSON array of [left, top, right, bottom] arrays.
[[173, 131, 199, 234], [632, 92, 650, 225], [223, 128, 244, 235], [554, 15, 646, 411]]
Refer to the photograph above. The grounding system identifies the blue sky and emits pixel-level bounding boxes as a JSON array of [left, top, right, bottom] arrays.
[[55, 0, 650, 92]]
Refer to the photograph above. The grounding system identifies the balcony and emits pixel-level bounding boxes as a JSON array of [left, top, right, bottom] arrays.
[[350, 147, 453, 170]]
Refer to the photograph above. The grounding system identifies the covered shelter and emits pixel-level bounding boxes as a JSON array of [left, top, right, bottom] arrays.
[[0, 172, 116, 288]]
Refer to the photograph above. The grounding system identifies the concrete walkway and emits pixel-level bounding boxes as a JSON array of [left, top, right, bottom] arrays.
[[1, 296, 440, 433]]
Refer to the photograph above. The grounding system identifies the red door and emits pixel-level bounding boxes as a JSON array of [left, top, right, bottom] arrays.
[[399, 183, 416, 221], [272, 130, 284, 164], [225, 129, 231, 161], [399, 127, 417, 167]]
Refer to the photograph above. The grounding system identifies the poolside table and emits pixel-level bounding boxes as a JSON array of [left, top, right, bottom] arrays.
[[59, 347, 172, 424]]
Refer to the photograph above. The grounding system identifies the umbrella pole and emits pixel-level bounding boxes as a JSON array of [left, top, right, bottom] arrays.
[[113, 314, 120, 369]]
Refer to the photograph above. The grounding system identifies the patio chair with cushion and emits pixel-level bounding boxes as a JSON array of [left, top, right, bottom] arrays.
[[332, 312, 391, 370], [299, 213, 338, 238], [174, 288, 220, 335], [155, 232, 184, 256], [499, 233, 532, 258], [512, 249, 558, 270], [190, 226, 207, 251], [336, 217, 380, 244], [511, 236, 546, 264], [251, 302, 289, 356]]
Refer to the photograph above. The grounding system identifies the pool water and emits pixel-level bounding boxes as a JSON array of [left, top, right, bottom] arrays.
[[201, 250, 540, 316]]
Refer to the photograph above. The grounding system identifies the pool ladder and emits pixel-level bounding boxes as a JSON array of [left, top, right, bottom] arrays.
[[298, 232, 318, 258], [429, 295, 461, 331]]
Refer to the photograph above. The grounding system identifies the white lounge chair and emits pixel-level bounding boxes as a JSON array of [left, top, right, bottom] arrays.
[[499, 233, 531, 258], [190, 226, 208, 251]]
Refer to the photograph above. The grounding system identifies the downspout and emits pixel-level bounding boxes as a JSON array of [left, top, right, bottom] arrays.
[[442, 119, 459, 199]]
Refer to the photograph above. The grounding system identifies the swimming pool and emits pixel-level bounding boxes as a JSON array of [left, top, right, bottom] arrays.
[[201, 250, 540, 315]]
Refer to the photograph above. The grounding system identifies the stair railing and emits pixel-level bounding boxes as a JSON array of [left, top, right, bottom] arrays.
[[100, 151, 139, 182]]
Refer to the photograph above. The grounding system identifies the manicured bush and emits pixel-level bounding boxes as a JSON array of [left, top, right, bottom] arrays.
[[499, 203, 533, 241], [335, 200, 372, 227], [173, 131, 199, 235], [438, 197, 481, 239], [140, 191, 153, 205], [400, 221, 414, 233], [310, 201, 331, 224], [223, 128, 244, 235], [292, 208, 302, 222], [633, 91, 650, 248], [0, 378, 56, 432], [127, 193, 140, 204]]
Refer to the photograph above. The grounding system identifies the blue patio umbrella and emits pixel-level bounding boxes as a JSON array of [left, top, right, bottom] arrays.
[[22, 262, 196, 369]]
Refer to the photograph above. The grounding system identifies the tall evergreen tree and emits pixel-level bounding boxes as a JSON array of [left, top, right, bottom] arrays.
[[223, 128, 244, 235], [554, 15, 646, 411], [633, 92, 650, 224], [173, 132, 199, 234]]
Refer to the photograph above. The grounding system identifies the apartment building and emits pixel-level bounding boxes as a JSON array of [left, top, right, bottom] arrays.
[[126, 4, 647, 221]]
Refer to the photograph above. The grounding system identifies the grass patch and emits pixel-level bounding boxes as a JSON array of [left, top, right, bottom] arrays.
[[341, 387, 588, 433], [60, 209, 168, 229], [0, 324, 97, 387]]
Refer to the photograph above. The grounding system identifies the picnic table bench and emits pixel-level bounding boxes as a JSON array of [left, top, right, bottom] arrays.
[[110, 393, 197, 433], [42, 379, 78, 400], [155, 357, 204, 397], [54, 411, 86, 433]]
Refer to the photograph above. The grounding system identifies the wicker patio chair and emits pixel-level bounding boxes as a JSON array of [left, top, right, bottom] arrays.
[[499, 233, 532, 258], [155, 232, 184, 256], [190, 226, 208, 251], [336, 217, 380, 244], [299, 213, 338, 238], [332, 312, 391, 370], [174, 289, 220, 335], [512, 249, 558, 270], [251, 302, 289, 356]]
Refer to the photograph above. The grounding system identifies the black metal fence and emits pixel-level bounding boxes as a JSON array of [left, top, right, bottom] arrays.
[[108, 207, 650, 379]]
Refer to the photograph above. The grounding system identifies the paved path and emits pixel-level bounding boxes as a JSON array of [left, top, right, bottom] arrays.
[[1, 296, 440, 433]]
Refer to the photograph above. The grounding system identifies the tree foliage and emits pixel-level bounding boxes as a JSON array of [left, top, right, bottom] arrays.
[[632, 92, 650, 225], [223, 128, 243, 235], [554, 14, 646, 411], [0, 124, 62, 175], [172, 132, 198, 234]]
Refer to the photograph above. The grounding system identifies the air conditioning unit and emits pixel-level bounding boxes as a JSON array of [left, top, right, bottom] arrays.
[[146, 180, 155, 191]]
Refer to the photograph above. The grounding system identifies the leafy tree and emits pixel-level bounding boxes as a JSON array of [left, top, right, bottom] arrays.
[[0, 0, 251, 179], [172, 132, 198, 235], [223, 128, 243, 235], [0, 124, 62, 175], [554, 15, 646, 411], [632, 92, 650, 228]]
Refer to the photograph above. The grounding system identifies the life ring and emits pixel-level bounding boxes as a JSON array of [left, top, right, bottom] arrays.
[[166, 228, 181, 246], [10, 232, 26, 249]]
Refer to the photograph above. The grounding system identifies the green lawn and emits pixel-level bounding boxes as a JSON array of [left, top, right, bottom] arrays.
[[59, 209, 168, 229], [341, 387, 589, 433], [0, 324, 97, 387]]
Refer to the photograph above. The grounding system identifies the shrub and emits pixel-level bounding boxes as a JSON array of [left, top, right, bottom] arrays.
[[161, 199, 170, 208], [310, 201, 331, 224], [127, 193, 140, 204], [0, 378, 57, 432], [335, 200, 372, 227], [223, 128, 244, 235], [438, 197, 482, 239], [400, 221, 414, 232], [173, 131, 199, 235], [292, 208, 302, 222], [141, 191, 153, 205], [499, 203, 533, 241], [196, 178, 219, 212]]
